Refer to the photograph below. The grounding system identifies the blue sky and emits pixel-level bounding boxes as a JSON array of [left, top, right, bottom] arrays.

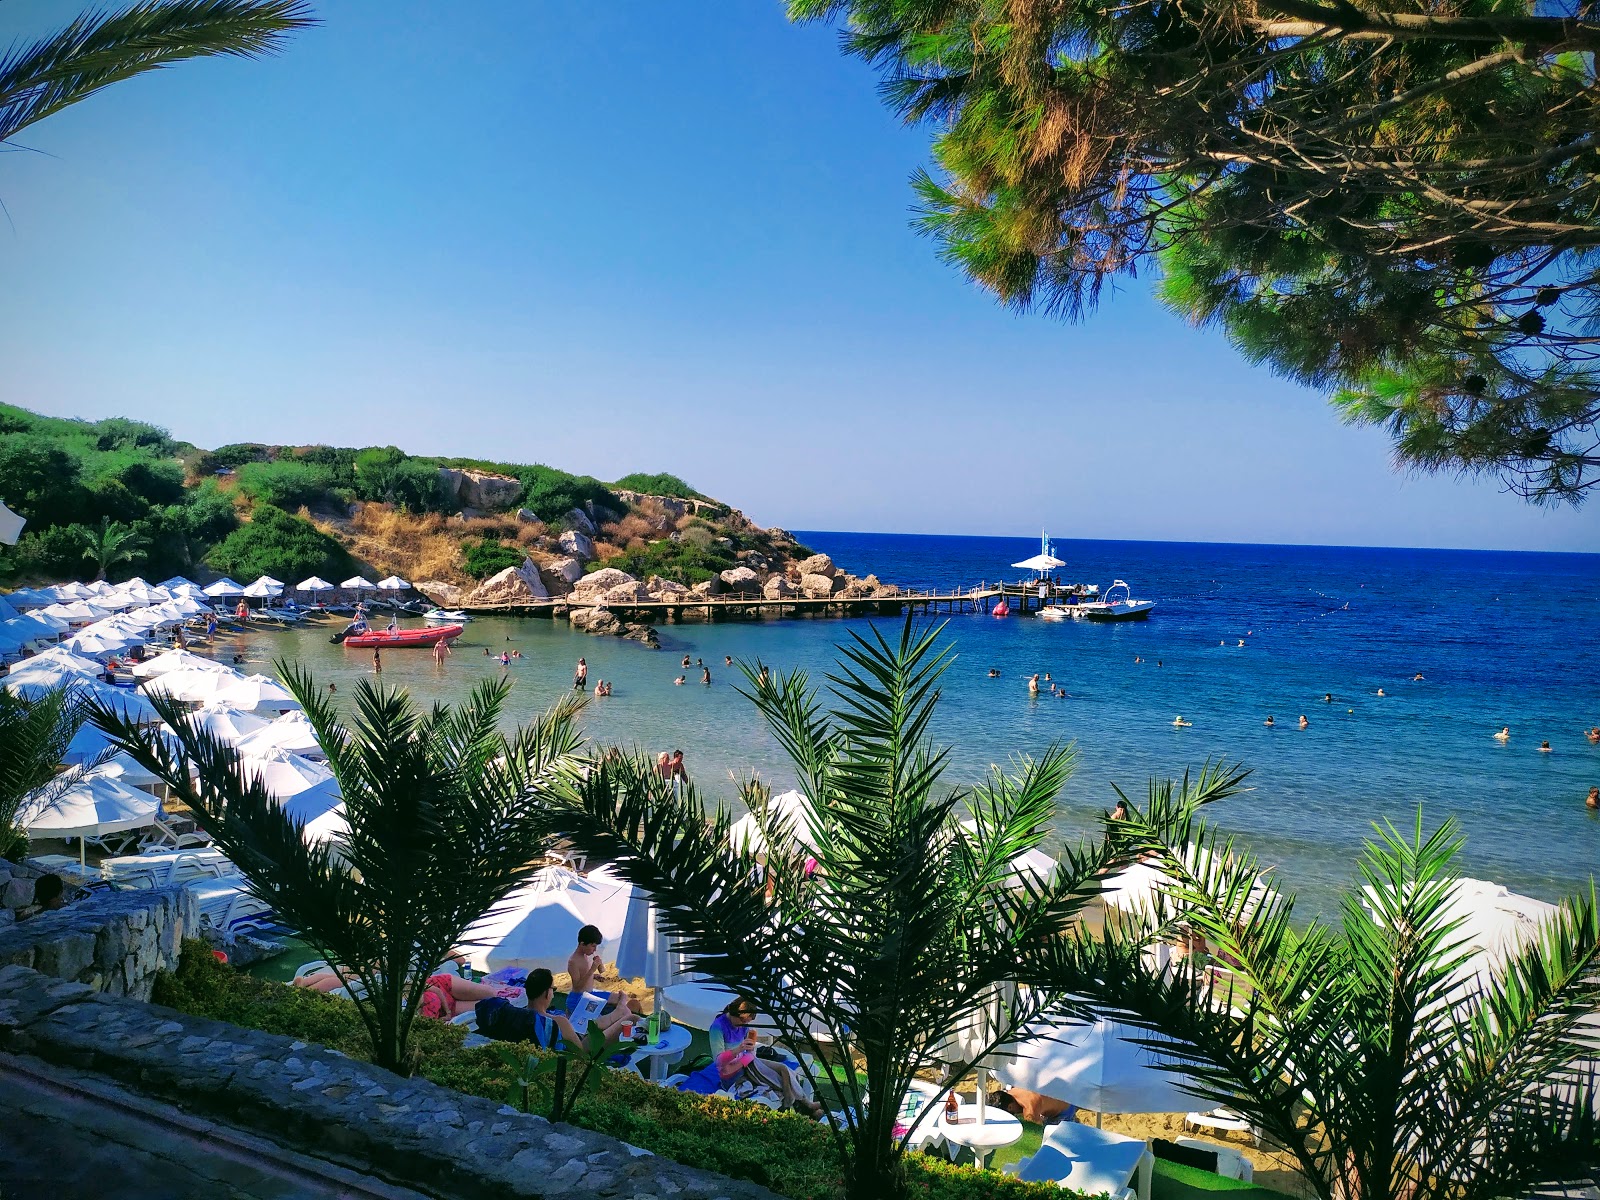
[[1, 1, 1594, 552]]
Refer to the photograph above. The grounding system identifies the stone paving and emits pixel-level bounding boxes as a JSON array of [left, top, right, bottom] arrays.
[[0, 963, 776, 1199]]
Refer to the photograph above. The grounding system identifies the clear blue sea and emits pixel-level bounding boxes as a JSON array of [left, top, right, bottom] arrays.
[[232, 532, 1600, 917]]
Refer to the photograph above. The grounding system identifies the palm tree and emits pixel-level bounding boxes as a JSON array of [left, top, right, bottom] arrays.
[[1069, 800, 1600, 1200], [92, 665, 587, 1073], [0, 0, 314, 150], [0, 683, 92, 861], [544, 619, 1245, 1200], [74, 516, 145, 581]]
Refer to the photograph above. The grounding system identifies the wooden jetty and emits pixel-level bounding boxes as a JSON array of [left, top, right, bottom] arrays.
[[464, 579, 1096, 623]]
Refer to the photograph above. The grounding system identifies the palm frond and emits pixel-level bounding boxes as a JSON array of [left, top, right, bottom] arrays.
[[0, 0, 315, 145]]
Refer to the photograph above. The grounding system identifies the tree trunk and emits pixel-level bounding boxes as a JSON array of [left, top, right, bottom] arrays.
[[374, 991, 405, 1074], [847, 1103, 906, 1200]]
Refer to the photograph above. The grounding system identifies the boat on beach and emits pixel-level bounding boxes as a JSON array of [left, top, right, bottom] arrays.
[[335, 624, 464, 648]]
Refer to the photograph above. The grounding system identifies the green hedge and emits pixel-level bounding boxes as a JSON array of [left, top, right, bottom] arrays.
[[153, 943, 1074, 1200], [205, 505, 353, 583]]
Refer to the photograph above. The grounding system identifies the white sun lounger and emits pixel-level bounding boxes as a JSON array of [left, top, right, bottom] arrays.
[[1009, 1121, 1154, 1200]]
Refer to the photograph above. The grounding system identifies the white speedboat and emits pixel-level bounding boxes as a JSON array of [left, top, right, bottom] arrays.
[[1079, 579, 1156, 622], [422, 608, 470, 623]]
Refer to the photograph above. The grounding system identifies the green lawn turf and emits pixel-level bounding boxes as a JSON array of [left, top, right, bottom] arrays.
[[1153, 1157, 1292, 1199]]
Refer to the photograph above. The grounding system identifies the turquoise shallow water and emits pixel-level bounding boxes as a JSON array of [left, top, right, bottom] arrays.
[[223, 532, 1600, 918]]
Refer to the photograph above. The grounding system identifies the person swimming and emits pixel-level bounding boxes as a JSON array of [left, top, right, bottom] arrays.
[[987, 668, 1001, 678], [1172, 715, 1192, 727], [1495, 726, 1511, 742], [1588, 787, 1599, 810], [1587, 727, 1600, 744], [1028, 674, 1040, 695], [1323, 693, 1334, 703], [1377, 688, 1386, 697], [1539, 740, 1552, 752], [674, 675, 686, 685], [724, 656, 733, 666], [1298, 715, 1309, 729], [1413, 673, 1425, 681], [1264, 716, 1275, 727]]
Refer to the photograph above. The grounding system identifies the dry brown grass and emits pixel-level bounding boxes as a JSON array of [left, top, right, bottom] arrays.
[[318, 503, 467, 583], [515, 522, 546, 547], [457, 514, 522, 540]]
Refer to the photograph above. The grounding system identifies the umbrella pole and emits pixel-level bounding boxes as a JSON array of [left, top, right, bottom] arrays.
[[976, 1065, 986, 1124]]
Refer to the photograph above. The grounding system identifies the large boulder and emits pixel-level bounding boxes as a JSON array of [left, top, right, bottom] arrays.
[[570, 607, 622, 635], [691, 578, 722, 597], [800, 572, 839, 599], [621, 623, 661, 649], [763, 575, 797, 600], [646, 575, 690, 598], [604, 581, 650, 604], [464, 559, 549, 606], [559, 529, 596, 563], [565, 508, 597, 536], [545, 556, 585, 585], [573, 567, 636, 596], [798, 553, 837, 579], [719, 566, 761, 593], [415, 580, 465, 608], [443, 469, 520, 511]]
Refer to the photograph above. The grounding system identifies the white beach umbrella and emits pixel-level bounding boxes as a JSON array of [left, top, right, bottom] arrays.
[[76, 680, 163, 724], [141, 668, 236, 703], [84, 580, 116, 596], [166, 594, 214, 617], [240, 747, 332, 798], [8, 612, 68, 641], [207, 673, 300, 714], [19, 644, 107, 677], [958, 820, 1059, 889], [49, 599, 113, 625], [4, 661, 98, 694], [295, 575, 334, 596], [17, 769, 160, 840], [994, 1018, 1198, 1123], [340, 575, 377, 593], [169, 582, 210, 601], [242, 576, 284, 599], [130, 648, 233, 679], [52, 582, 93, 601], [62, 720, 116, 766], [203, 577, 246, 598], [729, 789, 820, 857], [175, 705, 270, 747], [157, 576, 197, 591], [376, 574, 410, 593], [65, 626, 145, 657], [96, 751, 168, 793], [281, 777, 346, 844], [234, 710, 325, 759], [461, 868, 642, 976], [0, 625, 32, 655], [4, 589, 49, 611]]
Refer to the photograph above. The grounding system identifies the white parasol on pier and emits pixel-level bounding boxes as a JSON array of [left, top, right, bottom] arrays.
[[1013, 530, 1066, 576]]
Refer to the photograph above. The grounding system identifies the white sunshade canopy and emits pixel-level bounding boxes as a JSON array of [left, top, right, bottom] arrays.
[[728, 789, 820, 857], [4, 661, 98, 693], [17, 769, 161, 839], [957, 820, 1059, 889], [1097, 847, 1275, 926], [1012, 553, 1067, 572], [235, 710, 324, 759], [461, 867, 643, 977], [242, 577, 284, 598], [207, 673, 300, 714], [295, 576, 334, 593], [375, 575, 411, 591], [48, 600, 113, 624], [240, 747, 332, 799], [130, 648, 234, 679], [280, 777, 347, 844], [203, 578, 246, 598], [10, 610, 68, 637], [340, 576, 377, 591], [156, 576, 197, 591], [18, 644, 107, 677], [166, 594, 214, 617], [96, 751, 168, 792], [994, 1017, 1198, 1115], [65, 627, 145, 657], [175, 705, 270, 747], [141, 668, 237, 703]]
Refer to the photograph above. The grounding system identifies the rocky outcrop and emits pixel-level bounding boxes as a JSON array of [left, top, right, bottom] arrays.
[[621, 623, 661, 649], [572, 568, 635, 598], [438, 467, 522, 512], [719, 566, 760, 593], [763, 576, 797, 600], [516, 508, 539, 523], [464, 559, 549, 606], [415, 580, 465, 608], [565, 509, 597, 536], [800, 572, 841, 599], [604, 581, 649, 605], [570, 607, 622, 635], [798, 553, 837, 579], [559, 529, 596, 563], [545, 556, 584, 585], [646, 576, 689, 599], [691, 578, 722, 597]]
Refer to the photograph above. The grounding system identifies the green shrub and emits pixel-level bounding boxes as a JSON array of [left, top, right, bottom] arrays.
[[611, 537, 734, 584], [517, 465, 616, 524], [461, 539, 526, 580], [0, 436, 88, 527], [92, 416, 177, 455], [354, 447, 444, 511], [206, 505, 352, 582], [151, 942, 1064, 1200], [234, 461, 337, 510], [611, 472, 706, 500], [10, 523, 89, 579], [210, 442, 275, 468]]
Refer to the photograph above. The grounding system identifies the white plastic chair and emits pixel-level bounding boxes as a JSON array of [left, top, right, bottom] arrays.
[[1184, 1107, 1262, 1145]]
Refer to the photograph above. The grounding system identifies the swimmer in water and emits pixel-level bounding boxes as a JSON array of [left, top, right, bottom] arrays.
[[1172, 715, 1192, 727], [1264, 716, 1275, 727], [1298, 715, 1309, 729], [1588, 787, 1599, 810], [674, 675, 686, 685], [1539, 740, 1552, 752], [1237, 639, 1245, 647], [1377, 688, 1386, 697], [724, 656, 733, 666], [1495, 726, 1511, 742], [1413, 673, 1424, 681], [1028, 674, 1040, 695], [988, 668, 1001, 678], [682, 656, 691, 668], [1586, 727, 1600, 744], [1323, 693, 1334, 703]]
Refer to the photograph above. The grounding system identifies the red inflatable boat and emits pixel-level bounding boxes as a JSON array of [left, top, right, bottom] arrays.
[[342, 624, 463, 648]]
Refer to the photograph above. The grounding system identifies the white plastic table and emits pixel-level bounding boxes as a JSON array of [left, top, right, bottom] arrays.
[[628, 1024, 692, 1082], [1016, 1121, 1153, 1200], [936, 1104, 1023, 1169]]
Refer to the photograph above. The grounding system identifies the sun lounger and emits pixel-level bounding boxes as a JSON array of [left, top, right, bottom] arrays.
[[101, 847, 237, 890], [1174, 1137, 1254, 1181], [1010, 1121, 1154, 1200], [186, 877, 274, 934], [1185, 1107, 1262, 1145]]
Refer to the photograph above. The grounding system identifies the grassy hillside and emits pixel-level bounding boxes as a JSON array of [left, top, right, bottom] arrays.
[[0, 403, 802, 589]]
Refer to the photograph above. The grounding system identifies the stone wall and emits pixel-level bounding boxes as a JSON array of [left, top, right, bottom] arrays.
[[0, 858, 45, 925], [0, 963, 777, 1200], [0, 884, 195, 1000]]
